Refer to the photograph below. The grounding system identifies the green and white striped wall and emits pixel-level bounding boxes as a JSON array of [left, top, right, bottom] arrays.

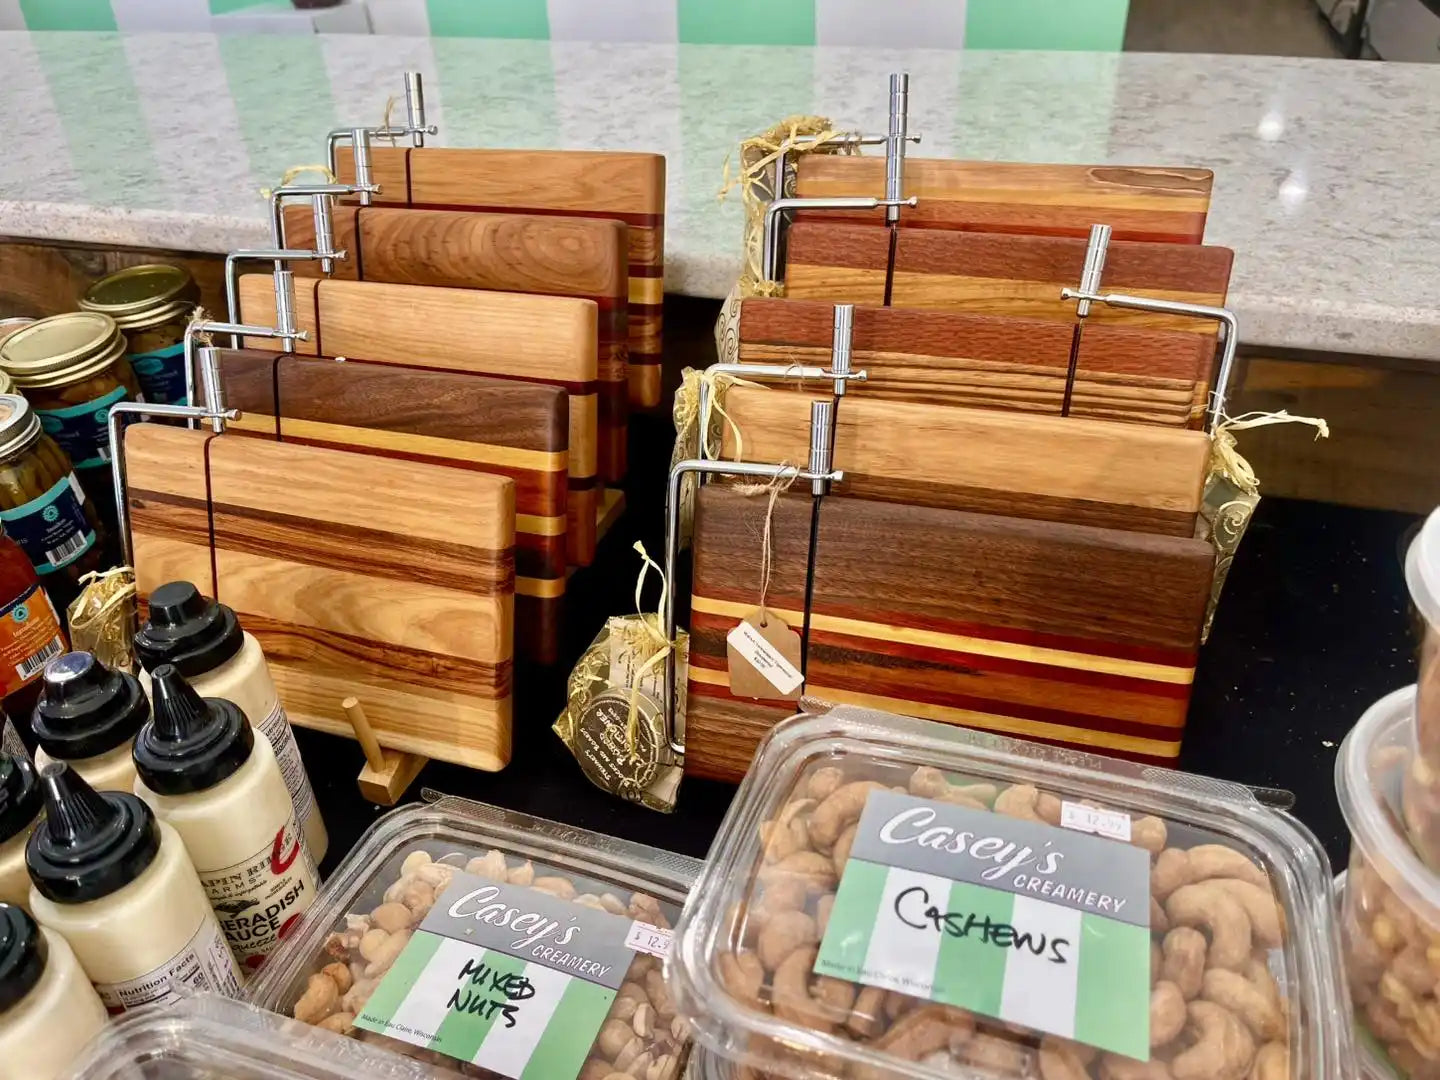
[[1, 0, 1130, 50]]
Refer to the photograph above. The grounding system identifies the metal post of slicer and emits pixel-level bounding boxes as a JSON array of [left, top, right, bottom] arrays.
[[661, 401, 844, 756], [222, 247, 327, 352], [761, 73, 921, 285], [180, 319, 305, 432], [1060, 223, 1240, 433], [325, 71, 438, 205], [268, 182, 377, 275]]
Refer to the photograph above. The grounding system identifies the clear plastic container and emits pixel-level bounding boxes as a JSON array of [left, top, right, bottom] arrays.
[[1404, 511, 1440, 867], [671, 705, 1353, 1080], [63, 992, 443, 1079], [1336, 684, 1440, 1080], [249, 796, 703, 1080]]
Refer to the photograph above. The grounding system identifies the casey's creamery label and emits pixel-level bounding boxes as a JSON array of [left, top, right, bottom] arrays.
[[202, 814, 317, 971], [815, 789, 1152, 1059], [356, 871, 669, 1078]]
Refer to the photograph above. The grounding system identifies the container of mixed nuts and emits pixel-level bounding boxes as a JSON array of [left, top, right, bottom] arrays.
[[249, 797, 702, 1080], [670, 705, 1354, 1080]]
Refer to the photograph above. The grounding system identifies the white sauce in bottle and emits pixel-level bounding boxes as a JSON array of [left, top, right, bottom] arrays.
[[25, 763, 241, 1011], [0, 905, 109, 1080], [0, 754, 41, 910], [136, 583, 327, 862], [133, 665, 318, 973], [30, 652, 148, 794]]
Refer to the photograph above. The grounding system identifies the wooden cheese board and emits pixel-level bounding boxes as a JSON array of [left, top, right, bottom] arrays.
[[237, 272, 602, 566], [736, 299, 1215, 428], [686, 486, 1214, 780], [793, 157, 1215, 243], [282, 204, 628, 482], [336, 146, 665, 409], [786, 222, 1235, 337], [216, 348, 568, 664], [718, 386, 1211, 536], [125, 423, 516, 770]]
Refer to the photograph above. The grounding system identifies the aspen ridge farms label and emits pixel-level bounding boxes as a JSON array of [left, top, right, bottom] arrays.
[[814, 789, 1152, 1059], [356, 871, 669, 1079]]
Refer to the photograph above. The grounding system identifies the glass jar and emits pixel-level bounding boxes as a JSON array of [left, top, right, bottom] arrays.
[[0, 312, 141, 544], [0, 393, 103, 616], [79, 264, 198, 408]]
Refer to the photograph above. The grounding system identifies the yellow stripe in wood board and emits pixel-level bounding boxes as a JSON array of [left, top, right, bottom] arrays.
[[628, 276, 665, 307], [515, 576, 566, 599]]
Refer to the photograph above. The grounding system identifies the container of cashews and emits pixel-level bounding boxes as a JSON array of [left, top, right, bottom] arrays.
[[248, 796, 702, 1080], [669, 705, 1354, 1080], [1400, 509, 1440, 870], [1337, 684, 1440, 1080]]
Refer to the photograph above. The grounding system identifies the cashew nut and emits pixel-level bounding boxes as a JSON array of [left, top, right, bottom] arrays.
[[1201, 969, 1284, 1042], [757, 909, 817, 971], [1249, 1043, 1287, 1080], [294, 972, 340, 1024], [1162, 927, 1208, 1000], [1151, 981, 1186, 1046], [1152, 849, 1193, 902], [1170, 1001, 1256, 1080], [809, 781, 886, 852], [1211, 879, 1283, 948], [1165, 883, 1253, 970], [1186, 845, 1268, 889]]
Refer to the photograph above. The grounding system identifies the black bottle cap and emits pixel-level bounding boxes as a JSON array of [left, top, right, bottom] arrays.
[[133, 581, 243, 678], [132, 665, 253, 796], [0, 754, 42, 844], [31, 652, 150, 761], [26, 762, 160, 904], [0, 904, 47, 1014]]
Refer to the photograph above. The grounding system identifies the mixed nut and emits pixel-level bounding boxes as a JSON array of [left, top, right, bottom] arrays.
[[714, 762, 1293, 1080], [287, 847, 689, 1080]]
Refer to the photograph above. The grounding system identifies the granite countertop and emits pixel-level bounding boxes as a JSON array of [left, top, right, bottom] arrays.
[[2, 32, 1438, 360]]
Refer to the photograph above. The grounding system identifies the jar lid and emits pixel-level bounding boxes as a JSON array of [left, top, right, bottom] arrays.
[[1407, 509, 1440, 633], [0, 319, 33, 350], [80, 264, 194, 318], [0, 312, 129, 389], [134, 581, 244, 677], [0, 904, 47, 1014], [0, 753, 42, 845], [0, 395, 42, 461], [32, 652, 150, 761], [133, 665, 253, 796]]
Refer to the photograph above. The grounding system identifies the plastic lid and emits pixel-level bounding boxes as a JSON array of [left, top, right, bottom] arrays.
[[133, 664, 253, 795], [1407, 509, 1440, 633], [0, 394, 42, 461], [134, 581, 244, 677], [26, 762, 161, 904], [32, 651, 150, 761], [0, 903, 46, 1014], [0, 753, 42, 844], [672, 706, 1355, 1080]]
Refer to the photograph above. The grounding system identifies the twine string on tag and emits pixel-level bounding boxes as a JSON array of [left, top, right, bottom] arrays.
[[259, 164, 338, 200], [379, 95, 399, 145], [730, 466, 799, 624], [1210, 409, 1329, 495], [624, 541, 679, 756], [674, 368, 766, 463]]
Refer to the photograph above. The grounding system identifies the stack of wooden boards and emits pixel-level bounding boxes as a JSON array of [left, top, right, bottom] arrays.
[[686, 157, 1233, 778]]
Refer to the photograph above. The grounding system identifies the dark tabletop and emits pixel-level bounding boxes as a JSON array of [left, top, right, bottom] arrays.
[[299, 393, 1426, 881]]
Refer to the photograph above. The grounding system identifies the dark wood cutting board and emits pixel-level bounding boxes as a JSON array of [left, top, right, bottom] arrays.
[[218, 348, 567, 664], [793, 157, 1214, 243], [687, 485, 1214, 780], [282, 204, 628, 482], [336, 145, 665, 409], [237, 272, 601, 566], [736, 298, 1215, 428], [126, 423, 516, 770]]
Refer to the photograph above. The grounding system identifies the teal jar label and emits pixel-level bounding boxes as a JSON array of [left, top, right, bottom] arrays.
[[129, 342, 188, 407], [0, 473, 96, 574], [36, 384, 131, 470]]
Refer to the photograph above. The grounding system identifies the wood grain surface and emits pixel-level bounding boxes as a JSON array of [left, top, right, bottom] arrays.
[[126, 423, 516, 769], [283, 204, 629, 481], [736, 298, 1215, 427], [687, 486, 1214, 778], [337, 145, 665, 409], [719, 385, 1210, 535], [237, 272, 601, 565], [793, 157, 1214, 243], [218, 348, 568, 663]]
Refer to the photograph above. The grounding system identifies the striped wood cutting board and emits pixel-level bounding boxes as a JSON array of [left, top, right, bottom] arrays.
[[217, 348, 567, 664], [125, 424, 516, 770], [336, 146, 665, 408], [282, 204, 628, 482], [686, 486, 1214, 780], [735, 298, 1216, 428], [793, 157, 1215, 243], [236, 272, 601, 566]]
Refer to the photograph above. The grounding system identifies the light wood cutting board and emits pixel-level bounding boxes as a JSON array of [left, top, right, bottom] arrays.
[[237, 272, 601, 566], [686, 486, 1213, 780], [126, 423, 516, 770], [218, 348, 567, 664], [336, 145, 665, 409], [282, 205, 628, 482], [793, 157, 1215, 243], [735, 298, 1215, 428], [718, 385, 1211, 536]]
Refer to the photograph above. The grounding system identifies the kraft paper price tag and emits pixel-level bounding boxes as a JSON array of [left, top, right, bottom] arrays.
[[726, 610, 803, 700]]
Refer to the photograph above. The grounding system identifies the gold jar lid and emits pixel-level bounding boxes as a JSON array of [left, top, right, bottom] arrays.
[[0, 370, 14, 397], [0, 394, 43, 461], [0, 318, 34, 348], [80, 264, 194, 318], [0, 312, 128, 389]]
